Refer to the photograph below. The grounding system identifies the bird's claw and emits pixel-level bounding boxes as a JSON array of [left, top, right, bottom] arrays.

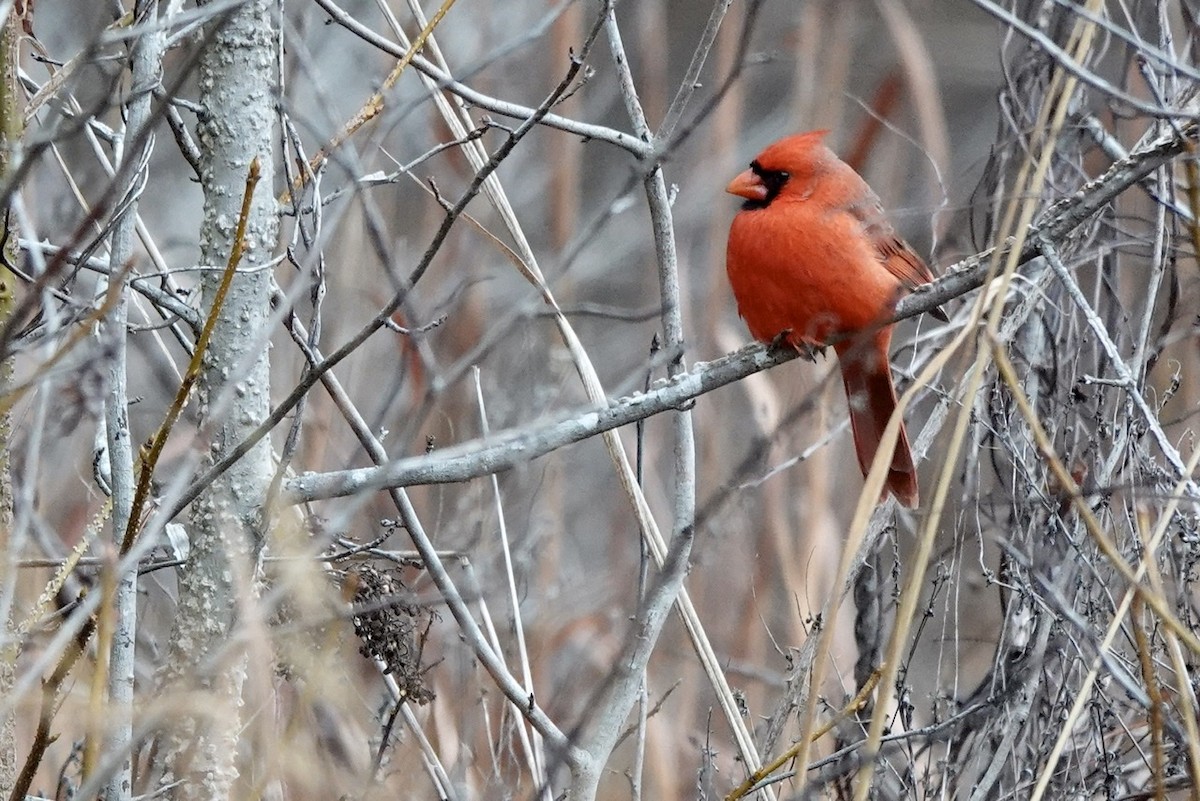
[[766, 330, 824, 362], [768, 330, 793, 351], [798, 343, 826, 363]]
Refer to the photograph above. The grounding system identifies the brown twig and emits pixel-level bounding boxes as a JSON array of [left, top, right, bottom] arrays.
[[725, 670, 882, 800], [1129, 591, 1166, 801], [280, 0, 457, 204], [988, 338, 1200, 655], [8, 615, 97, 801], [120, 156, 261, 554]]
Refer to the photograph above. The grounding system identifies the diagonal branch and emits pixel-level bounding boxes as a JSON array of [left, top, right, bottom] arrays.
[[283, 113, 1197, 506], [311, 0, 651, 158], [164, 39, 600, 522]]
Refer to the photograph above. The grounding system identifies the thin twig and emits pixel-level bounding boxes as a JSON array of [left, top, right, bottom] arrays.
[[726, 670, 882, 801], [120, 157, 261, 554]]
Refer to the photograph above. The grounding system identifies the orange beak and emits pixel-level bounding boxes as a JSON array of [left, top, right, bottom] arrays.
[[725, 169, 768, 203]]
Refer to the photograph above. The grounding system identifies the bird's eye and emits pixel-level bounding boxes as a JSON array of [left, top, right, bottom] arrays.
[[751, 162, 790, 203]]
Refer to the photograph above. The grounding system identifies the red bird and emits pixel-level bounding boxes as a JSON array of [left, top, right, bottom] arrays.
[[725, 130, 936, 507]]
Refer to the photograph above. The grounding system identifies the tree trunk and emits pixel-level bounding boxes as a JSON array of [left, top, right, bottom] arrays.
[[156, 3, 278, 799]]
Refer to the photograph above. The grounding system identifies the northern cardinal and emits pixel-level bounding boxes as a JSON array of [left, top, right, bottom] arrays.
[[725, 130, 937, 507]]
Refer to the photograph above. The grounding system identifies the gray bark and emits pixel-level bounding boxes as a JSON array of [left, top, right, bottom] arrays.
[[100, 4, 165, 799], [156, 2, 278, 798]]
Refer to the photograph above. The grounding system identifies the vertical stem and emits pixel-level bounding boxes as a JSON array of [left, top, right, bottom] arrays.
[[561, 8, 704, 800], [100, 3, 164, 798], [0, 5, 20, 796]]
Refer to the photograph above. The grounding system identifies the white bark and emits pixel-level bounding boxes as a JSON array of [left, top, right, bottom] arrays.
[[564, 12, 700, 799], [100, 5, 165, 800], [157, 2, 278, 798]]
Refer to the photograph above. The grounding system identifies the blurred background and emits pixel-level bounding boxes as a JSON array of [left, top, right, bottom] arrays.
[[6, 0, 1200, 799]]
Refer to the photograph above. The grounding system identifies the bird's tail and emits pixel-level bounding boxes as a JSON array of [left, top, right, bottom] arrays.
[[837, 334, 919, 508]]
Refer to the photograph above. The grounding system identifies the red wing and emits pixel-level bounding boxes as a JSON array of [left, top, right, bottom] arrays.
[[850, 195, 937, 291], [875, 234, 936, 291]]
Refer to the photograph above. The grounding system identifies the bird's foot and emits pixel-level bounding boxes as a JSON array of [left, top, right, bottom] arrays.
[[768, 330, 793, 351], [767, 330, 825, 362], [798, 343, 827, 362]]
